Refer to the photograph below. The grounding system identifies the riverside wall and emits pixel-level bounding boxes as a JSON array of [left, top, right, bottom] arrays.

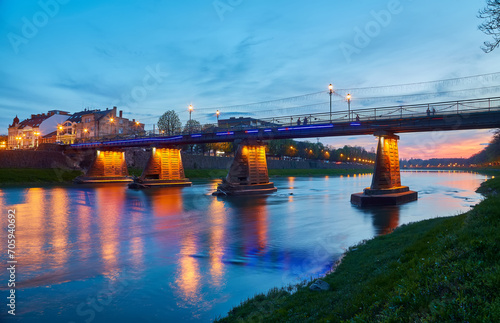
[[0, 148, 372, 171], [0, 150, 77, 169], [125, 149, 371, 171]]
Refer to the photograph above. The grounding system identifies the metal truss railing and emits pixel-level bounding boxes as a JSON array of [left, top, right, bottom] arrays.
[[72, 97, 500, 144]]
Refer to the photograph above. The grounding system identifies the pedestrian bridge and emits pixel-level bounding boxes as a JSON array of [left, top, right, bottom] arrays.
[[67, 97, 500, 205]]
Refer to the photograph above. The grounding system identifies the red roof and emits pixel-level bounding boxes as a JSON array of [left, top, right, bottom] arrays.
[[16, 115, 50, 129]]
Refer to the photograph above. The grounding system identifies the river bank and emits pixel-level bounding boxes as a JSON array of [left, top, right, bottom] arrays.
[[2, 166, 496, 185], [216, 177, 500, 322], [0, 167, 373, 185]]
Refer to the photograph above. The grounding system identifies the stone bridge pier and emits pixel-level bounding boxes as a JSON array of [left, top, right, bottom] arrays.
[[213, 140, 277, 196], [351, 131, 418, 206], [74, 149, 132, 184], [129, 147, 191, 189]]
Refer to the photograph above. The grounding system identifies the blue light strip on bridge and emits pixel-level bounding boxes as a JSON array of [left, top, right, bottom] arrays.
[[277, 124, 334, 131], [245, 129, 259, 134], [114, 136, 184, 144], [191, 134, 202, 138], [264, 129, 272, 132], [350, 122, 361, 126], [72, 136, 185, 147], [216, 131, 234, 136]]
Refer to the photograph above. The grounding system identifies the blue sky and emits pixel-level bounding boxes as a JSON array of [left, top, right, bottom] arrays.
[[1, 0, 499, 158]]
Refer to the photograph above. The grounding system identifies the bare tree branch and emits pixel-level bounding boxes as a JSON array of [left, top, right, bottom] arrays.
[[478, 0, 500, 53]]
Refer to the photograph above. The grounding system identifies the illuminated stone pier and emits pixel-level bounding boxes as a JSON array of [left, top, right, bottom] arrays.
[[75, 149, 132, 184], [351, 131, 418, 206], [213, 140, 277, 196], [129, 147, 191, 189]]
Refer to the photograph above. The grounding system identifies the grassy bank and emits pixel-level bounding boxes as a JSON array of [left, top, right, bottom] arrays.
[[0, 168, 83, 185], [217, 177, 500, 322]]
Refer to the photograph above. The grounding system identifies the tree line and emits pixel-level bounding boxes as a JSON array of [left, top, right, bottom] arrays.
[[156, 110, 375, 162]]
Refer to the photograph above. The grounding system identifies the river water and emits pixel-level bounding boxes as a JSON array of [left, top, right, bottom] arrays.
[[0, 171, 488, 322]]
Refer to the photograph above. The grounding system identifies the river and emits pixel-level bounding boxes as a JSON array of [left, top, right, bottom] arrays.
[[0, 170, 487, 322]]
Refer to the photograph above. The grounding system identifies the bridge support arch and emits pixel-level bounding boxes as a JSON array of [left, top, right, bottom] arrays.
[[75, 149, 132, 184], [213, 140, 277, 196], [129, 147, 192, 189], [351, 131, 417, 206]]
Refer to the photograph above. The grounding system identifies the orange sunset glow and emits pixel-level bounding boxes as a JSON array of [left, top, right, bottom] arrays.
[[324, 129, 494, 160]]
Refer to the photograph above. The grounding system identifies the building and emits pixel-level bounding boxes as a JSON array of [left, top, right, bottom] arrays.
[[58, 107, 144, 143], [8, 107, 145, 148], [8, 110, 70, 149], [0, 135, 7, 150]]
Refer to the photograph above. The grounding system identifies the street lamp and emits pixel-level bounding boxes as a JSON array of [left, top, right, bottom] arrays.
[[216, 110, 220, 123], [346, 93, 351, 121], [328, 84, 333, 122], [188, 105, 193, 121]]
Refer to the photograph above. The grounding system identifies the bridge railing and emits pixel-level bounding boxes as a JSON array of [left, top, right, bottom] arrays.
[[71, 97, 500, 144]]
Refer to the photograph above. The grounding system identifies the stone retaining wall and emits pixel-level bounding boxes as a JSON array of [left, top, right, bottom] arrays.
[[0, 150, 76, 169], [0, 148, 372, 172]]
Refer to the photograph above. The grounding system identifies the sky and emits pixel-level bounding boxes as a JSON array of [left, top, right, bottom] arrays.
[[1, 0, 499, 159]]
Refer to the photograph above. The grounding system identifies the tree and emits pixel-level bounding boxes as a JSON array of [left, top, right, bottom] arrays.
[[469, 129, 500, 164], [479, 0, 500, 53], [183, 119, 202, 134], [157, 110, 181, 135]]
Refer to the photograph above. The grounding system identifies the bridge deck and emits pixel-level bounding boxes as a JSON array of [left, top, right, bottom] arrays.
[[69, 97, 500, 149]]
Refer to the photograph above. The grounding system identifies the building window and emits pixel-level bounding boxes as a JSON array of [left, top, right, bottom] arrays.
[[119, 128, 123, 134]]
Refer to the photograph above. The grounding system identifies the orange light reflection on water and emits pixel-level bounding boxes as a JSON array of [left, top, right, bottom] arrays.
[[176, 233, 201, 304], [49, 188, 69, 269], [208, 197, 226, 287], [75, 190, 93, 262], [95, 185, 126, 278], [18, 188, 45, 273]]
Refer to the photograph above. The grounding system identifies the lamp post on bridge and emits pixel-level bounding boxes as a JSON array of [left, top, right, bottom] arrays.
[[216, 110, 220, 124], [329, 84, 333, 122], [188, 105, 193, 121], [346, 93, 351, 121]]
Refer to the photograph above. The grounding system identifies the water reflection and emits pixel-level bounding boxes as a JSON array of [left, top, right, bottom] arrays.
[[208, 197, 226, 287], [144, 187, 185, 218], [95, 185, 126, 277], [0, 171, 487, 322], [75, 190, 93, 262], [176, 232, 201, 304], [223, 196, 269, 261], [360, 206, 400, 235], [49, 188, 69, 269], [19, 188, 46, 275]]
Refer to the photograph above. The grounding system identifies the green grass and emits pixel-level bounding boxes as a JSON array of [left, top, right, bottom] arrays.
[[182, 168, 373, 179], [184, 169, 228, 179], [217, 177, 500, 322], [128, 167, 143, 177], [268, 168, 372, 177], [476, 174, 500, 196], [0, 168, 82, 185]]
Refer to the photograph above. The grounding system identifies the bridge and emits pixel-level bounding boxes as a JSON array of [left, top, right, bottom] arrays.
[[68, 97, 500, 205]]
